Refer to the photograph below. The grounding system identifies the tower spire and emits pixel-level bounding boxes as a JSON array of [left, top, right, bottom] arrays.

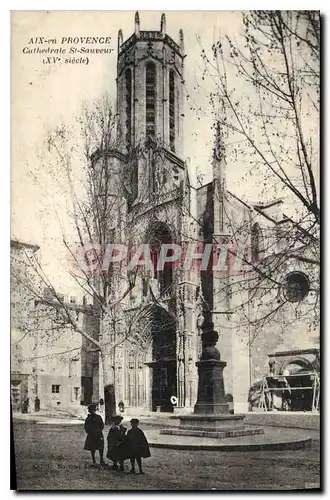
[[179, 29, 184, 53], [213, 121, 225, 163], [135, 11, 140, 35], [212, 116, 226, 193], [118, 29, 123, 52], [160, 13, 166, 34], [212, 111, 227, 234]]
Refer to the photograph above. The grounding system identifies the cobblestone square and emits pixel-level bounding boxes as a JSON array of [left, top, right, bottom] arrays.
[[12, 421, 320, 491]]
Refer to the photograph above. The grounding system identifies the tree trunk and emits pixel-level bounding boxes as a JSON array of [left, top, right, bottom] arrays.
[[100, 348, 116, 424]]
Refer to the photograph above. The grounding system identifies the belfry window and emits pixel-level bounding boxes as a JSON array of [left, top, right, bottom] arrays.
[[169, 70, 175, 151], [125, 68, 132, 148], [146, 62, 156, 138]]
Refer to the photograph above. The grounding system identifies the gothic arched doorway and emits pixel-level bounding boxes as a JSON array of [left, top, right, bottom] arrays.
[[145, 306, 177, 412]]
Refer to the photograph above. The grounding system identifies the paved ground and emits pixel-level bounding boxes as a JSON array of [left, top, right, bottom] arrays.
[[12, 420, 320, 491]]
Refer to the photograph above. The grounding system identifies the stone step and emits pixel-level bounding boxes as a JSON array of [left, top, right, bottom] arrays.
[[173, 424, 248, 432], [148, 427, 313, 451], [160, 426, 264, 439]]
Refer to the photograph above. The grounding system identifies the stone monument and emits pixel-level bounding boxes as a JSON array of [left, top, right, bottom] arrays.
[[161, 315, 264, 439]]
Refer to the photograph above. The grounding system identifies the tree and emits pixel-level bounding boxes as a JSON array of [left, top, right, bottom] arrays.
[[200, 11, 319, 217], [189, 11, 320, 340], [12, 94, 163, 420]]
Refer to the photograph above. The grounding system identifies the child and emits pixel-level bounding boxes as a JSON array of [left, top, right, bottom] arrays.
[[84, 404, 105, 467], [126, 418, 151, 474], [106, 415, 127, 471]]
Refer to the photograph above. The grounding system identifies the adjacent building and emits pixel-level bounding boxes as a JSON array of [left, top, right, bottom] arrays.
[[11, 240, 97, 414]]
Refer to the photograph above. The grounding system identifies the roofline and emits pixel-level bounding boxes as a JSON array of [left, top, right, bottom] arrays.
[[91, 144, 184, 169], [194, 181, 212, 191], [35, 297, 95, 315], [119, 32, 183, 58], [11, 239, 40, 252], [268, 348, 319, 358], [253, 206, 278, 224], [227, 190, 252, 210], [254, 199, 284, 210]]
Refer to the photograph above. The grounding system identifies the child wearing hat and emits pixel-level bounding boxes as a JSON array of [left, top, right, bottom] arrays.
[[106, 415, 127, 471], [84, 404, 105, 467], [126, 418, 151, 474]]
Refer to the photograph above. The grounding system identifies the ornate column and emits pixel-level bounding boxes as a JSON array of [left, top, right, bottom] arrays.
[[176, 284, 185, 408], [145, 364, 153, 411], [185, 334, 194, 407], [177, 328, 185, 407], [176, 281, 200, 410]]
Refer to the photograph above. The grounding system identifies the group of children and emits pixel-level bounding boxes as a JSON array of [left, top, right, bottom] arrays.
[[84, 404, 151, 474]]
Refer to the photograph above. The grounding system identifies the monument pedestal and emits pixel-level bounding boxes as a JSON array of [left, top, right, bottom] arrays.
[[179, 413, 245, 431], [161, 317, 263, 440], [173, 406, 192, 415], [194, 359, 229, 414]]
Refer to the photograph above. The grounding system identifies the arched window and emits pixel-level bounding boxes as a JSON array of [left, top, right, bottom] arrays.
[[169, 70, 175, 151], [251, 223, 263, 262], [125, 68, 132, 148], [148, 222, 173, 293], [146, 62, 156, 138]]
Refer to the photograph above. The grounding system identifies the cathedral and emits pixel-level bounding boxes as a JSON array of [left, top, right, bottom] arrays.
[[89, 12, 319, 415]]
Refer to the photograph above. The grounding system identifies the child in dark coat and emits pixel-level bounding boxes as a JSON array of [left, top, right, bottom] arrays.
[[84, 404, 105, 466], [106, 415, 127, 471], [126, 418, 151, 474]]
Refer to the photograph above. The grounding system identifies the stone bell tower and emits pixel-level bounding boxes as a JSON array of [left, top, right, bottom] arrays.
[[102, 12, 202, 414], [116, 12, 186, 203]]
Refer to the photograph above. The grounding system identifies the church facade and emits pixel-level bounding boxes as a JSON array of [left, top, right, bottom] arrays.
[[91, 13, 319, 415]]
